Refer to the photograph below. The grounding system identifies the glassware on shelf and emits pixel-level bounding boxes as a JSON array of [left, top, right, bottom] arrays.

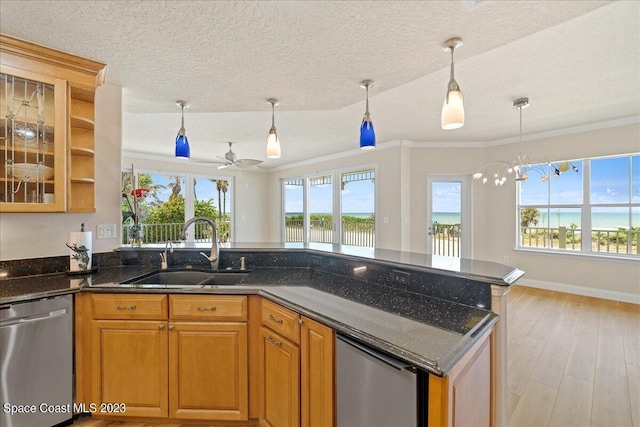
[[1, 73, 55, 204]]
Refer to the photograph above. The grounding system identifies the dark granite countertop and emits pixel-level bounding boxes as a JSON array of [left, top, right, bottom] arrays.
[[0, 264, 496, 376], [121, 242, 524, 285]]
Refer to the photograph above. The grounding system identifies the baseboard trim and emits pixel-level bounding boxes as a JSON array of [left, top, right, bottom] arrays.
[[517, 278, 640, 304]]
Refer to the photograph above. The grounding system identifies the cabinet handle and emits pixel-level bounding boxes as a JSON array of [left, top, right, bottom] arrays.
[[168, 325, 174, 331], [158, 325, 165, 330], [267, 335, 282, 347], [116, 305, 136, 310], [197, 306, 217, 311], [269, 314, 283, 324]]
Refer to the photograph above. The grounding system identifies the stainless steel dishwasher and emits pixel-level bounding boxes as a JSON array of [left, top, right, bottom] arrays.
[[336, 334, 428, 427], [0, 294, 73, 427]]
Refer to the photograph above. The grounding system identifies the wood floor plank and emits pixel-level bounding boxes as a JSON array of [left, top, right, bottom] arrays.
[[507, 335, 546, 396], [565, 329, 598, 383], [576, 296, 601, 334], [509, 380, 557, 427], [530, 333, 573, 389], [591, 369, 633, 427], [596, 326, 628, 377], [628, 373, 640, 427], [548, 374, 594, 427], [528, 307, 562, 341]]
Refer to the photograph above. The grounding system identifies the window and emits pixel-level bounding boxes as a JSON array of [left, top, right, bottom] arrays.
[[283, 167, 375, 247], [122, 169, 233, 245], [517, 154, 639, 257]]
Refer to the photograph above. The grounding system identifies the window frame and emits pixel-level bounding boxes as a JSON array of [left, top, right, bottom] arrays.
[[121, 167, 234, 245], [281, 164, 377, 247], [516, 153, 639, 259]]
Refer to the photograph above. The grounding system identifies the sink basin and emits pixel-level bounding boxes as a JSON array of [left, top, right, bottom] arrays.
[[118, 269, 250, 287]]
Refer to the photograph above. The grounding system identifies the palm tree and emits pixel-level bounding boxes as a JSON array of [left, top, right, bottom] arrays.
[[520, 208, 540, 230]]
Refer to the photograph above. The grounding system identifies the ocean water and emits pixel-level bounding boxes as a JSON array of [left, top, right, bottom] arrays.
[[433, 212, 638, 229], [288, 212, 638, 229]]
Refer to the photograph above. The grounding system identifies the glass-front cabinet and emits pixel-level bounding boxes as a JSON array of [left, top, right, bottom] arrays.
[[0, 35, 105, 213], [1, 70, 66, 211]]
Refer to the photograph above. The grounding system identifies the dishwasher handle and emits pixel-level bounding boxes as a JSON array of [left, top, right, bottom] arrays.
[[337, 334, 413, 371], [0, 308, 69, 327]]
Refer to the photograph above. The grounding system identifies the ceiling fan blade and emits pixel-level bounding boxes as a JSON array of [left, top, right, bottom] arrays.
[[191, 159, 227, 165], [236, 159, 263, 166]]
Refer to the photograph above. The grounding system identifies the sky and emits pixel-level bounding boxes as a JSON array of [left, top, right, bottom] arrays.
[[285, 179, 375, 214], [520, 155, 639, 206]]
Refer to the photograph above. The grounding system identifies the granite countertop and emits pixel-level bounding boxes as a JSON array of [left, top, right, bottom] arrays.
[[121, 242, 524, 285], [0, 264, 496, 376]]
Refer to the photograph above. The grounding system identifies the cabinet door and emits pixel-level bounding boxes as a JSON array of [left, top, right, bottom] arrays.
[[169, 321, 248, 421], [258, 326, 300, 427], [301, 316, 335, 427], [91, 320, 168, 418], [0, 66, 67, 212]]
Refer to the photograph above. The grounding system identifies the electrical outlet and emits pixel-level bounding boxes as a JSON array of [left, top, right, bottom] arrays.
[[97, 224, 117, 239], [392, 270, 411, 285]]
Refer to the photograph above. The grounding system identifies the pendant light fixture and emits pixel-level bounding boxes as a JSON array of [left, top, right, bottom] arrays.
[[175, 100, 190, 159], [266, 98, 281, 159], [359, 80, 376, 150], [441, 37, 465, 130]]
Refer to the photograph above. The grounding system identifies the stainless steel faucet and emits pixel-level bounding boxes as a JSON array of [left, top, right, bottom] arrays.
[[180, 216, 219, 270], [161, 241, 173, 269]]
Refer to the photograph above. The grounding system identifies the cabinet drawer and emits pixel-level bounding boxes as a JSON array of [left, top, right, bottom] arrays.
[[170, 295, 248, 321], [91, 294, 168, 320], [260, 298, 300, 344]]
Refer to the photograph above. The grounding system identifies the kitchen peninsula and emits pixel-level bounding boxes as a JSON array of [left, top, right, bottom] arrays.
[[0, 244, 522, 427]]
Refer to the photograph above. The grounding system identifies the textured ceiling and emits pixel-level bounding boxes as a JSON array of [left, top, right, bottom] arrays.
[[1, 0, 638, 169]]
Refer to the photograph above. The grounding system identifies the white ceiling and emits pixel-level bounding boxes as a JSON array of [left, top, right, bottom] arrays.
[[1, 1, 638, 169]]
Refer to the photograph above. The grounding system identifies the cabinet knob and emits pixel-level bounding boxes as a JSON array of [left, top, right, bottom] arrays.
[[197, 306, 217, 311], [269, 314, 283, 324], [116, 305, 136, 310], [267, 335, 282, 347], [158, 324, 165, 330], [298, 318, 304, 325], [168, 325, 174, 331]]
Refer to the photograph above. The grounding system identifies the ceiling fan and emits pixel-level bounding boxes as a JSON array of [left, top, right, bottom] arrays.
[[193, 142, 263, 169]]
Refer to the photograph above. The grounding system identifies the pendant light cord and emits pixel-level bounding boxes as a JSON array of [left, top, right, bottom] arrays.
[[365, 84, 370, 116], [271, 102, 275, 127]]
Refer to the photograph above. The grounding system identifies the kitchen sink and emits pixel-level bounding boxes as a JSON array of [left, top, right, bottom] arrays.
[[117, 269, 250, 288]]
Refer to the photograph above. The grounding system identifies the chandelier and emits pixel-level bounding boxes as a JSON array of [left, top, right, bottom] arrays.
[[473, 98, 578, 186]]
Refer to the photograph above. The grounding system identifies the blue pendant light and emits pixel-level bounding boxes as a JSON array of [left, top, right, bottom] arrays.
[[175, 100, 190, 159], [360, 80, 375, 150]]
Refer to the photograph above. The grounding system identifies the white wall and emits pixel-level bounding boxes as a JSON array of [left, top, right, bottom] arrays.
[[121, 155, 270, 243], [0, 83, 123, 261]]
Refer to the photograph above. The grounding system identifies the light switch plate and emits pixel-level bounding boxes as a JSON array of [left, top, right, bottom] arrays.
[[97, 224, 117, 239]]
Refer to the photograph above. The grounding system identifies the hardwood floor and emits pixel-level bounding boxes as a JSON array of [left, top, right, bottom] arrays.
[[507, 285, 639, 427], [72, 285, 639, 427]]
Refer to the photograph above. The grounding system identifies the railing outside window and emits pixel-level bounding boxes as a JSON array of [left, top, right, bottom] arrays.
[[520, 226, 638, 254], [431, 223, 461, 257], [124, 220, 230, 245], [284, 217, 375, 247]]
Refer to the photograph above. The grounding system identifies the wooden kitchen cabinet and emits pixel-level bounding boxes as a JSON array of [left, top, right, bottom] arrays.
[[77, 293, 249, 423], [168, 295, 249, 421], [0, 35, 105, 212], [258, 326, 301, 427], [258, 299, 335, 427], [301, 316, 335, 427], [91, 320, 169, 418]]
